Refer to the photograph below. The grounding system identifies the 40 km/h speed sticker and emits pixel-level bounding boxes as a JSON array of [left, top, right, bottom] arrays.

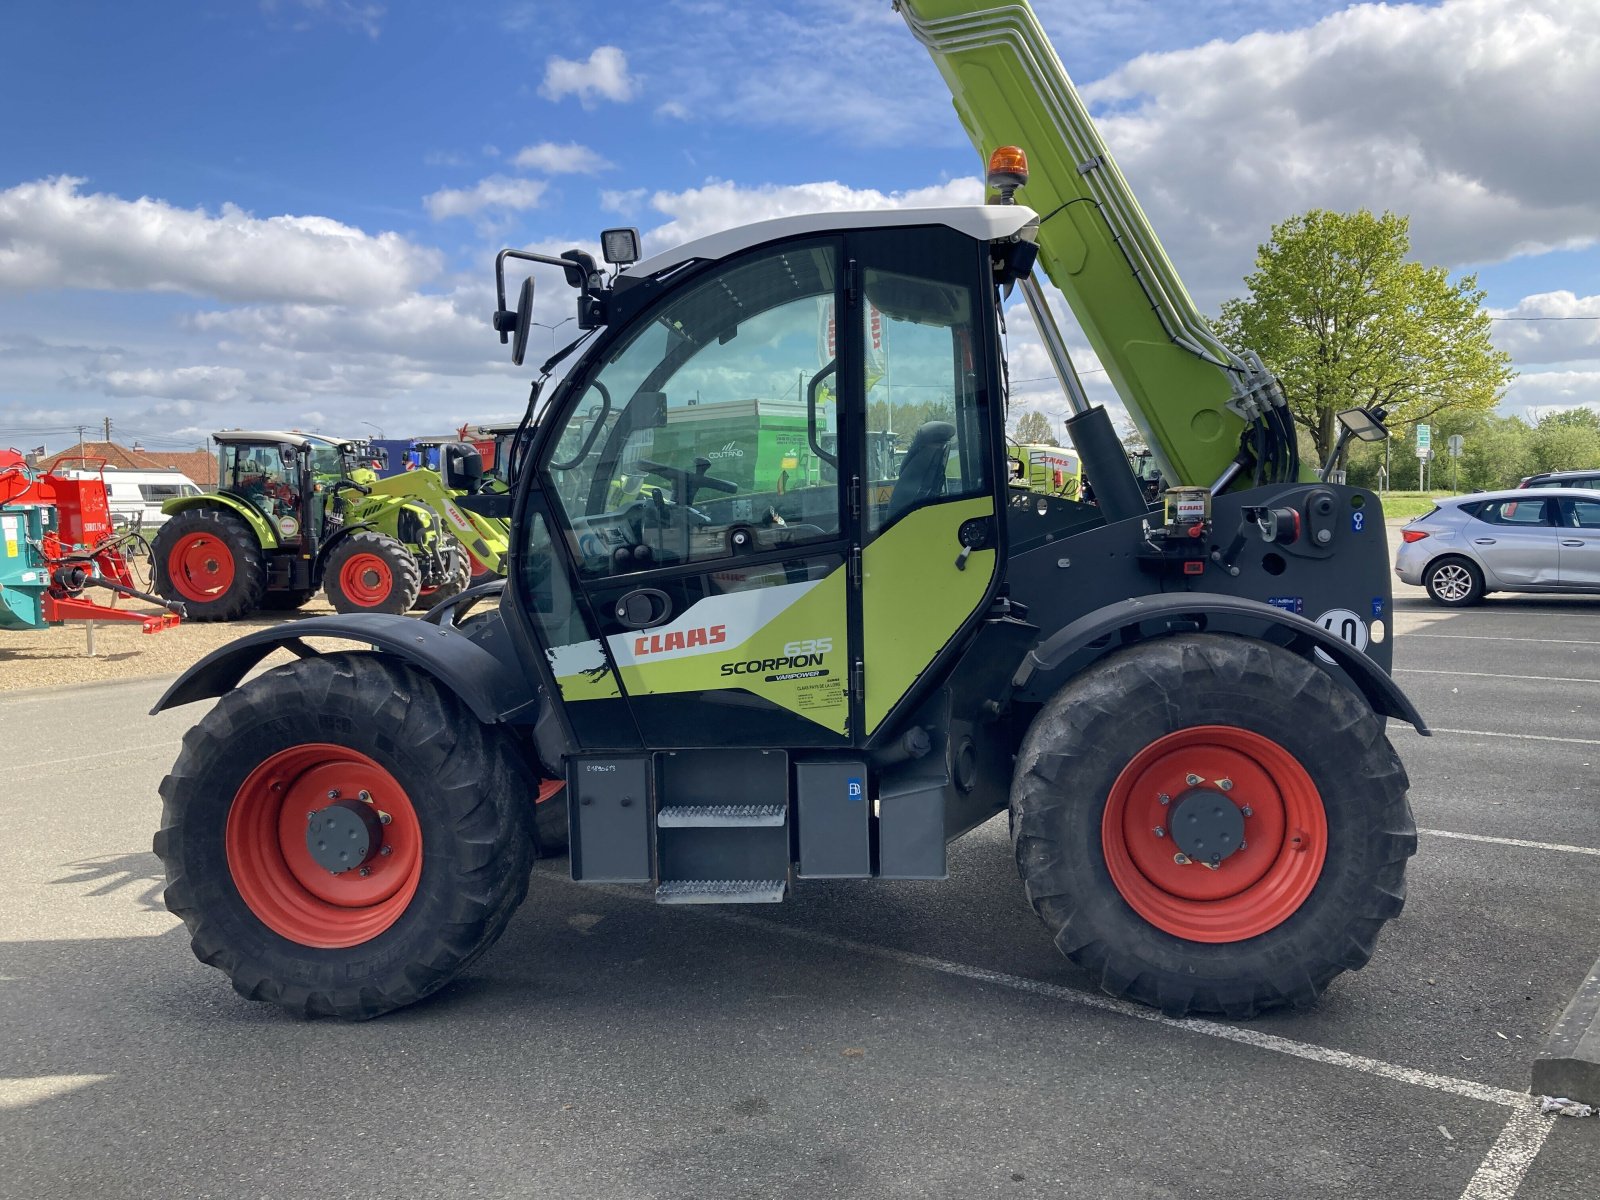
[[1314, 607, 1369, 663]]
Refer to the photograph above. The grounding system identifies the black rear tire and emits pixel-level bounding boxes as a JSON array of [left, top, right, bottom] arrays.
[[1423, 556, 1485, 607], [151, 508, 267, 621], [323, 531, 422, 614], [1011, 634, 1415, 1018], [154, 653, 533, 1019]]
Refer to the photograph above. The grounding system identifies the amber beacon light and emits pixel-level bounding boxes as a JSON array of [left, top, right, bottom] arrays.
[[986, 145, 1029, 202]]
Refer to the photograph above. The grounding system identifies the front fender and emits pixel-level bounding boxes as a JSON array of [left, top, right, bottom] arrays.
[[1014, 592, 1429, 735], [150, 612, 539, 724], [160, 494, 279, 548]]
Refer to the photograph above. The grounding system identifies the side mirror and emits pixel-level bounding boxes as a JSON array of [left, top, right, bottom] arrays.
[[442, 443, 484, 493], [497, 276, 534, 367]]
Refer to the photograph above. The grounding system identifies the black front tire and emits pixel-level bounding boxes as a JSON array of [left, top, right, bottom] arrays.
[[323, 531, 422, 614], [151, 508, 267, 621], [1011, 634, 1415, 1019], [1423, 556, 1485, 607], [412, 543, 472, 610], [154, 653, 533, 1019]]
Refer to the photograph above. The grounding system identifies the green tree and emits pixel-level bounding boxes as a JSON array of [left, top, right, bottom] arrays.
[[1529, 408, 1600, 474], [1010, 409, 1055, 444], [1215, 209, 1515, 467]]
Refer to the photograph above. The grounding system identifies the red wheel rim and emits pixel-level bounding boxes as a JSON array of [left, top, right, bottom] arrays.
[[167, 531, 235, 602], [1101, 726, 1327, 943], [225, 744, 423, 949], [338, 553, 393, 606]]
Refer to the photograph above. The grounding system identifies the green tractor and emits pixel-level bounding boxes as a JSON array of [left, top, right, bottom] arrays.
[[151, 431, 472, 620], [391, 436, 513, 585]]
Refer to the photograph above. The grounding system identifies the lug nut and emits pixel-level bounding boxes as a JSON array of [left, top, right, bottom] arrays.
[[358, 790, 372, 803], [1157, 793, 1170, 806], [1173, 852, 1191, 865], [1185, 774, 1202, 787], [1241, 805, 1253, 818], [379, 845, 393, 857], [1217, 778, 1233, 792], [1239, 839, 1248, 851], [359, 866, 371, 877], [306, 811, 317, 821], [1204, 861, 1219, 872], [1153, 826, 1166, 839], [327, 789, 340, 800], [378, 811, 392, 825]]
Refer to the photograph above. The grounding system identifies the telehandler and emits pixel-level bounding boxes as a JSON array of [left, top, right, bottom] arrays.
[[151, 0, 1423, 1019]]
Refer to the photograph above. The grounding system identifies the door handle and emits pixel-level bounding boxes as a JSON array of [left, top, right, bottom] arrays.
[[1472, 538, 1496, 545], [1562, 539, 1586, 547], [614, 588, 672, 629]]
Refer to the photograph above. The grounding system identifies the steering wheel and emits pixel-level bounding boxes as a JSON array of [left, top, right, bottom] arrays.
[[636, 456, 737, 509]]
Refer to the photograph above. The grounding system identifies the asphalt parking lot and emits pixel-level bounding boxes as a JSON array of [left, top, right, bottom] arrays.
[[3, 588, 1597, 1199]]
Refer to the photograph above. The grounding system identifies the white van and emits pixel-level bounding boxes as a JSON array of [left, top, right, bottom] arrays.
[[64, 468, 203, 530]]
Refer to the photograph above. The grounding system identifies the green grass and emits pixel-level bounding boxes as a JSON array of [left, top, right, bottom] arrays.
[[1376, 491, 1457, 521]]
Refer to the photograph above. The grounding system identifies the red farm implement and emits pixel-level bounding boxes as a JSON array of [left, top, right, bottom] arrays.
[[1, 450, 183, 640]]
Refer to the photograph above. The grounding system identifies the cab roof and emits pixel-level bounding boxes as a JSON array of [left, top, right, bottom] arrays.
[[625, 205, 1039, 278], [213, 431, 356, 449]]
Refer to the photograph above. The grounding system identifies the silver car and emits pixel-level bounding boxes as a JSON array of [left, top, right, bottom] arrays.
[[1395, 488, 1600, 606]]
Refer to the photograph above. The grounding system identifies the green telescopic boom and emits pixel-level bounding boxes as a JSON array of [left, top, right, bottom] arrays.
[[898, 0, 1291, 488]]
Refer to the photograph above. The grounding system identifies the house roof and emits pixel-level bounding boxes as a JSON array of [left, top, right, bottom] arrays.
[[36, 440, 217, 486]]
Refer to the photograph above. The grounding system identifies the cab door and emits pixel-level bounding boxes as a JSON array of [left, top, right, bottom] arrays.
[[844, 226, 1004, 738], [534, 240, 855, 747]]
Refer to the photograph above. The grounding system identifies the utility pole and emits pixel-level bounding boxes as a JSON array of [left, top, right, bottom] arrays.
[[76, 424, 87, 459], [103, 416, 112, 442]]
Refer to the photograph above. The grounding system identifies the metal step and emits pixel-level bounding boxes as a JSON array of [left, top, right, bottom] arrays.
[[656, 804, 786, 828], [655, 878, 787, 904]]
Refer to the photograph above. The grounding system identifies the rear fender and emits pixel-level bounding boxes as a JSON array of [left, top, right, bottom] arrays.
[[150, 612, 539, 724], [1014, 592, 1429, 735], [160, 494, 278, 548]]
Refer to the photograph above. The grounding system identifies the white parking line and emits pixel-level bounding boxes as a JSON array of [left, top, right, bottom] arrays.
[[1397, 668, 1600, 685], [1459, 1102, 1557, 1200], [12, 741, 180, 773], [1405, 634, 1600, 645], [1427, 727, 1600, 746], [1422, 828, 1600, 857], [536, 866, 1528, 1107]]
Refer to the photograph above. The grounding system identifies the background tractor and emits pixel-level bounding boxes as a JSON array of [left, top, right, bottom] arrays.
[[391, 434, 512, 585], [151, 431, 471, 620]]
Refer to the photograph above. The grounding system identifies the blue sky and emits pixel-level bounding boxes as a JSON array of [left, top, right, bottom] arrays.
[[2, 0, 1597, 454]]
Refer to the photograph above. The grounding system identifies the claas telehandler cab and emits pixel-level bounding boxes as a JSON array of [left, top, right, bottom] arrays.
[[150, 0, 1423, 1022]]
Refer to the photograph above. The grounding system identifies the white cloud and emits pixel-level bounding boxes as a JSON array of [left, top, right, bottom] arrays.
[[1488, 292, 1600, 365], [512, 141, 613, 175], [423, 175, 548, 221], [0, 176, 440, 306], [637, 176, 984, 256], [1077, 0, 1600, 304], [600, 188, 648, 218], [261, 0, 385, 39], [95, 365, 251, 405], [539, 46, 636, 107], [655, 100, 690, 121]]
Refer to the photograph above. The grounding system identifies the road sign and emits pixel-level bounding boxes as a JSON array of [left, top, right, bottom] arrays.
[[1415, 423, 1431, 458], [1447, 434, 1464, 458]]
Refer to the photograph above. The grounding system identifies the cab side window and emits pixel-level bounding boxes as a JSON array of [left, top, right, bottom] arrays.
[[1564, 498, 1600, 529], [543, 243, 842, 578]]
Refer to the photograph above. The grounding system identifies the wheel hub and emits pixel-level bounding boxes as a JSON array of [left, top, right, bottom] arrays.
[[1168, 787, 1245, 866], [306, 798, 385, 874]]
